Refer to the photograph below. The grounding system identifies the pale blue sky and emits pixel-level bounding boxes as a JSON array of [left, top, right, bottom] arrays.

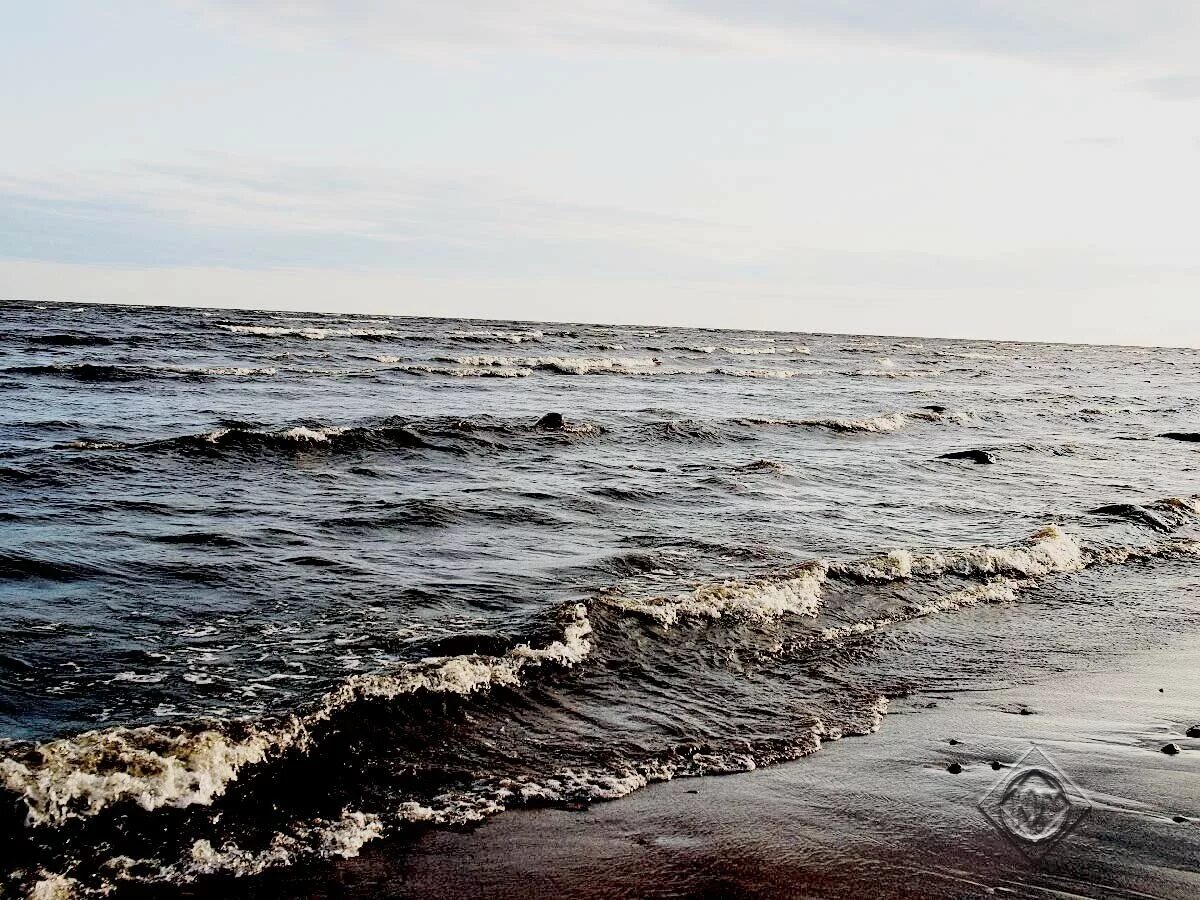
[[3, 1, 1199, 344]]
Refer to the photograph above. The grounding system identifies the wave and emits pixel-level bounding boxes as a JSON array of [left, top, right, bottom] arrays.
[[830, 525, 1086, 582], [40, 414, 605, 464], [674, 345, 809, 356], [445, 329, 544, 344], [844, 368, 939, 379], [391, 694, 889, 826], [2, 363, 278, 382], [0, 466, 62, 486], [1001, 441, 1078, 456], [27, 333, 114, 347], [0, 552, 109, 583], [737, 458, 790, 474], [394, 364, 531, 378], [142, 423, 454, 457], [0, 603, 594, 828], [47, 424, 449, 457], [798, 409, 958, 433], [809, 580, 1019, 647], [713, 367, 811, 379], [2, 363, 161, 382], [803, 413, 911, 433], [442, 355, 662, 376], [216, 324, 404, 341], [602, 562, 828, 627], [735, 408, 961, 433], [931, 349, 1007, 362], [4, 514, 1200, 893]]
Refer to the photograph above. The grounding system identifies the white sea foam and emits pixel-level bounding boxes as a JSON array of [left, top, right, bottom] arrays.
[[449, 355, 661, 375], [742, 408, 960, 433], [198, 367, 277, 377], [28, 873, 78, 900], [280, 425, 347, 443], [844, 368, 938, 379], [714, 367, 810, 379], [803, 413, 911, 433], [834, 525, 1085, 581], [0, 605, 593, 827], [0, 720, 312, 827], [604, 563, 828, 627], [185, 809, 384, 877], [218, 325, 404, 340], [397, 364, 530, 378], [446, 329, 543, 343]]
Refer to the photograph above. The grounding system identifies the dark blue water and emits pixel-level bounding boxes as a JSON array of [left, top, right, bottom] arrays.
[[2, 300, 1199, 895]]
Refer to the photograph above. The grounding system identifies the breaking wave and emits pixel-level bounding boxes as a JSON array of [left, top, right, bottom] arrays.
[[445, 329, 544, 344], [443, 355, 662, 375], [735, 408, 962, 433], [216, 324, 404, 341], [0, 604, 594, 828], [3, 513, 1199, 895], [2, 364, 278, 382]]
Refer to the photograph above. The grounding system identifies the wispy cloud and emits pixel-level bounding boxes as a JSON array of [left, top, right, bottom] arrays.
[[2, 155, 1189, 299], [182, 0, 771, 55], [1138, 74, 1200, 100], [186, 0, 1200, 66], [182, 1, 1200, 101], [0, 157, 752, 275]]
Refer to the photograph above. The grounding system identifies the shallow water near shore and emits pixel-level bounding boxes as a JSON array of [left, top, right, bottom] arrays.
[[2, 300, 1199, 896]]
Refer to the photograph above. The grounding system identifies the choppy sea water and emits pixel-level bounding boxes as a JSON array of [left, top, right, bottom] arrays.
[[2, 299, 1199, 896]]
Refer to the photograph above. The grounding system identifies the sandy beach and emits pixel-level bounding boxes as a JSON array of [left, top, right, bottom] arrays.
[[126, 635, 1199, 900]]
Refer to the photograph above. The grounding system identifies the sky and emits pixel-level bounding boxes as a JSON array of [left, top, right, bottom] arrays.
[[2, 1, 1199, 345]]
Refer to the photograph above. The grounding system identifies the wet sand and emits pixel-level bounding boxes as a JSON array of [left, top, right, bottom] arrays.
[[152, 638, 1200, 899]]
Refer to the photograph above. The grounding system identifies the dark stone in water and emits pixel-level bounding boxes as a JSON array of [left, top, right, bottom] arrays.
[[536, 412, 564, 430], [0, 653, 33, 673], [939, 449, 995, 464], [1161, 743, 1181, 755], [946, 762, 963, 774], [1186, 725, 1200, 738], [1090, 503, 1174, 532], [947, 739, 961, 745], [1160, 432, 1200, 442], [990, 760, 1003, 770]]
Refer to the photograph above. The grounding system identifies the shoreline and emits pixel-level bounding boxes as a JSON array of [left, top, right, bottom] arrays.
[[133, 636, 1200, 899]]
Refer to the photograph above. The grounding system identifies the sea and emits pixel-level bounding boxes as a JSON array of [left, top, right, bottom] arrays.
[[1, 299, 1198, 896]]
